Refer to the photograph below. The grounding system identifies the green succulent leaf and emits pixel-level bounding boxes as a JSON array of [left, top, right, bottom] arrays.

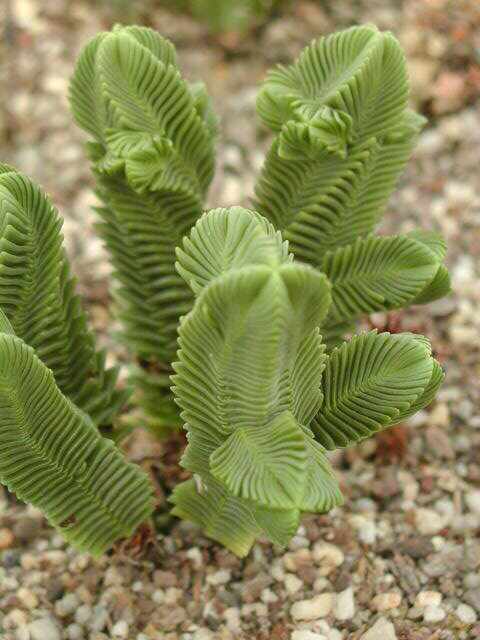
[[301, 430, 344, 511], [257, 24, 408, 141], [96, 30, 213, 193], [176, 207, 289, 294], [254, 25, 427, 266], [322, 234, 442, 322], [312, 331, 437, 450], [172, 207, 341, 553], [0, 169, 128, 426], [170, 477, 260, 557], [278, 106, 353, 160], [0, 327, 154, 555], [252, 505, 301, 547], [406, 231, 451, 304], [209, 411, 308, 509], [69, 26, 218, 428]]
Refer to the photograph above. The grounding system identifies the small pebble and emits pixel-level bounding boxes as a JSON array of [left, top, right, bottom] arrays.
[[112, 620, 129, 638], [261, 587, 278, 603], [0, 528, 15, 550], [361, 617, 397, 640], [456, 603, 477, 624], [223, 607, 241, 633], [414, 508, 448, 535], [284, 573, 303, 595], [283, 549, 312, 571], [55, 593, 80, 617], [312, 543, 344, 575], [66, 624, 84, 640], [466, 490, 480, 514], [423, 605, 446, 623], [88, 605, 109, 631], [17, 587, 39, 609], [291, 593, 334, 621], [334, 587, 355, 621], [186, 547, 203, 569], [415, 591, 442, 608], [372, 592, 402, 611], [206, 569, 231, 585], [291, 631, 327, 640], [28, 618, 61, 640], [3, 609, 27, 629], [75, 605, 92, 625]]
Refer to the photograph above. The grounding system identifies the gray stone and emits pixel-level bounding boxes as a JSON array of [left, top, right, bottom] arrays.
[[361, 617, 397, 640], [28, 618, 61, 640], [465, 589, 480, 613]]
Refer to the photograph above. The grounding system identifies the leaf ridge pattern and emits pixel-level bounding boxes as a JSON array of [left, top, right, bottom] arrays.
[[171, 207, 342, 554], [0, 169, 128, 426], [0, 325, 153, 555], [69, 25, 217, 428]]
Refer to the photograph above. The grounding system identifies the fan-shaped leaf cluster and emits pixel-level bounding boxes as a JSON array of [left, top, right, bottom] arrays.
[[0, 309, 154, 555], [0, 167, 128, 427], [171, 208, 344, 553], [254, 25, 449, 346], [69, 25, 218, 428], [170, 208, 444, 555]]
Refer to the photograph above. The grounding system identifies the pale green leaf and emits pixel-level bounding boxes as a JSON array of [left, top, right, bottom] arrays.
[[210, 411, 308, 509], [0, 332, 154, 555], [322, 234, 441, 322], [0, 169, 128, 426], [170, 477, 260, 557], [312, 331, 435, 449]]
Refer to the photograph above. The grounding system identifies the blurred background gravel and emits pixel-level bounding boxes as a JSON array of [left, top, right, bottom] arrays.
[[0, 1, 479, 639]]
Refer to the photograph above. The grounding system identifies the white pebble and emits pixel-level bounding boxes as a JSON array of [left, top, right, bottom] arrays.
[[334, 587, 355, 621], [372, 592, 402, 611], [350, 514, 377, 545], [284, 573, 303, 595], [313, 577, 330, 593], [456, 603, 477, 624], [104, 567, 123, 586], [3, 609, 27, 629], [16, 626, 30, 640], [261, 588, 278, 603], [55, 593, 80, 617], [28, 619, 61, 640], [206, 569, 231, 585], [66, 624, 84, 640], [415, 591, 442, 608], [361, 617, 397, 640], [223, 607, 241, 633], [291, 631, 327, 640], [423, 605, 446, 623], [17, 587, 39, 609], [152, 589, 164, 604], [186, 547, 203, 569], [465, 490, 480, 514], [312, 543, 344, 575], [74, 605, 92, 625], [112, 621, 129, 639], [271, 560, 285, 581], [289, 535, 310, 550], [359, 520, 377, 545], [414, 508, 448, 535], [291, 593, 334, 621], [164, 587, 182, 604]]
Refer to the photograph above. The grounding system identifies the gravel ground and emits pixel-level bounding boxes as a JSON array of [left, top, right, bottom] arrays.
[[0, 1, 480, 639]]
